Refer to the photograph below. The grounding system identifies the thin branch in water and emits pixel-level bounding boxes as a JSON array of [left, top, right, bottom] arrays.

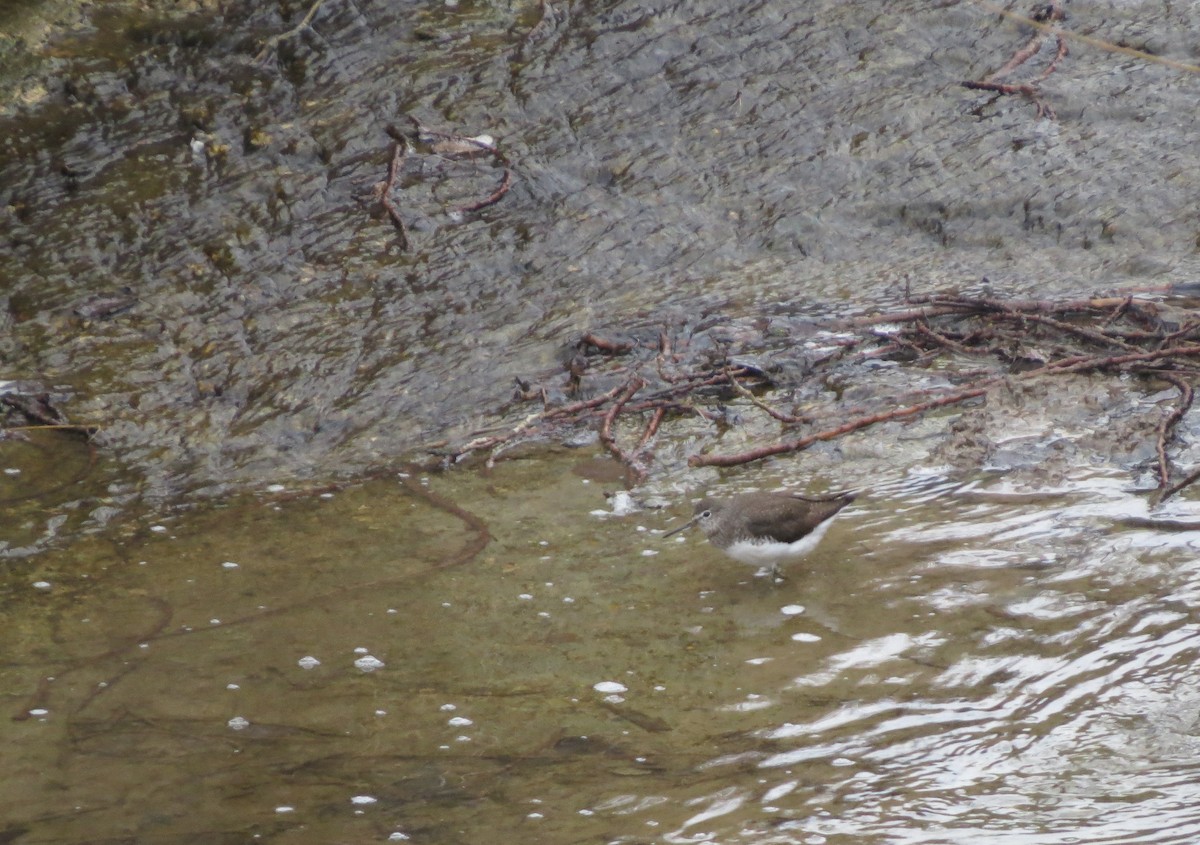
[[960, 80, 1055, 118], [380, 142, 411, 251], [524, 0, 556, 44], [725, 365, 809, 424], [2, 423, 99, 438], [991, 310, 1140, 351], [1102, 295, 1134, 326], [691, 383, 994, 468], [1156, 463, 1200, 506], [255, 0, 328, 63], [600, 375, 646, 477], [455, 168, 512, 214], [1037, 30, 1070, 81], [974, 0, 1200, 74], [580, 332, 636, 354], [635, 406, 666, 452], [1154, 372, 1195, 489]]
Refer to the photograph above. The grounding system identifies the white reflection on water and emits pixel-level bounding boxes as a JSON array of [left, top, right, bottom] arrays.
[[636, 469, 1200, 844], [665, 789, 748, 844], [17, 461, 1200, 845]]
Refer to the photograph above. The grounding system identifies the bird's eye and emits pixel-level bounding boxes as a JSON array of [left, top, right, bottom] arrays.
[[699, 509, 712, 519]]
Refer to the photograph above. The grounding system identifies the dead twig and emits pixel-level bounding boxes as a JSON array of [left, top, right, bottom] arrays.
[[1036, 344, 1200, 375], [974, 0, 1200, 74], [1156, 464, 1200, 506], [691, 383, 994, 468], [635, 406, 667, 452], [600, 375, 647, 477], [693, 332, 1200, 471], [986, 2, 1065, 81], [2, 423, 99, 438], [455, 167, 512, 214], [1037, 28, 1070, 81], [983, 0, 1069, 83], [440, 287, 1200, 500], [961, 80, 1055, 120], [913, 322, 986, 356], [380, 142, 410, 251], [1102, 295, 1134, 326], [376, 118, 512, 242], [1154, 372, 1195, 491], [580, 332, 636, 354], [451, 381, 631, 459], [255, 0, 328, 63], [960, 0, 1066, 119], [524, 0, 556, 45], [989, 310, 1141, 352], [725, 365, 809, 424]]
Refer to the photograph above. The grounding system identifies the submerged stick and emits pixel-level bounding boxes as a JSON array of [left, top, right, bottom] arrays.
[[255, 0, 329, 63], [691, 384, 992, 467]]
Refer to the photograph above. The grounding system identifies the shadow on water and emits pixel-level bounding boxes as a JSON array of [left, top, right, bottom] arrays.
[[6, 454, 1200, 843]]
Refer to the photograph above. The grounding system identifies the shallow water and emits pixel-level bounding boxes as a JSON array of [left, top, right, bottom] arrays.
[[7, 457, 1200, 843], [6, 0, 1200, 842]]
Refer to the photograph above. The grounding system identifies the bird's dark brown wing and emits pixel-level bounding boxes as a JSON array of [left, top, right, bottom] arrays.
[[740, 493, 854, 543]]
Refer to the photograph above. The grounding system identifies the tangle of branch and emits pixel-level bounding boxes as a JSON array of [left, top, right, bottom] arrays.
[[435, 286, 1200, 504]]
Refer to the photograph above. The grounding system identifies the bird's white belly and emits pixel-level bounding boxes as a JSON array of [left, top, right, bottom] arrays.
[[722, 519, 834, 566]]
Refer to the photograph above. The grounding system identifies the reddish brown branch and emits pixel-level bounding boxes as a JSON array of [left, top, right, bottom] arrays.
[[870, 327, 930, 358], [544, 381, 632, 418], [990, 310, 1140, 351], [961, 81, 1054, 120], [636, 406, 667, 451], [1154, 372, 1195, 488], [600, 376, 647, 477], [725, 365, 809, 424], [913, 322, 985, 356], [964, 0, 1068, 119], [580, 332, 635, 354], [694, 337, 1200, 469], [456, 167, 513, 214], [1157, 322, 1200, 350], [1038, 32, 1069, 81], [380, 142, 410, 251], [691, 384, 993, 467], [988, 33, 1046, 81], [1157, 464, 1200, 505], [600, 376, 644, 448], [1037, 344, 1200, 375], [444, 289, 1200, 499], [451, 381, 630, 459], [1102, 295, 1134, 326]]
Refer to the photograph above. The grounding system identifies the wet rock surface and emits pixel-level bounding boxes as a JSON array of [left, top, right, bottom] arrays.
[[4, 2, 1200, 554]]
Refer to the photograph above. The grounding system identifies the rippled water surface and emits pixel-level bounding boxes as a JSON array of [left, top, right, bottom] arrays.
[[7, 458, 1200, 843], [5, 0, 1200, 513], [6, 0, 1200, 841]]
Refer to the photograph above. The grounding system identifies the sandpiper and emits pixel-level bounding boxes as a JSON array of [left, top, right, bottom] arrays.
[[664, 490, 856, 579]]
